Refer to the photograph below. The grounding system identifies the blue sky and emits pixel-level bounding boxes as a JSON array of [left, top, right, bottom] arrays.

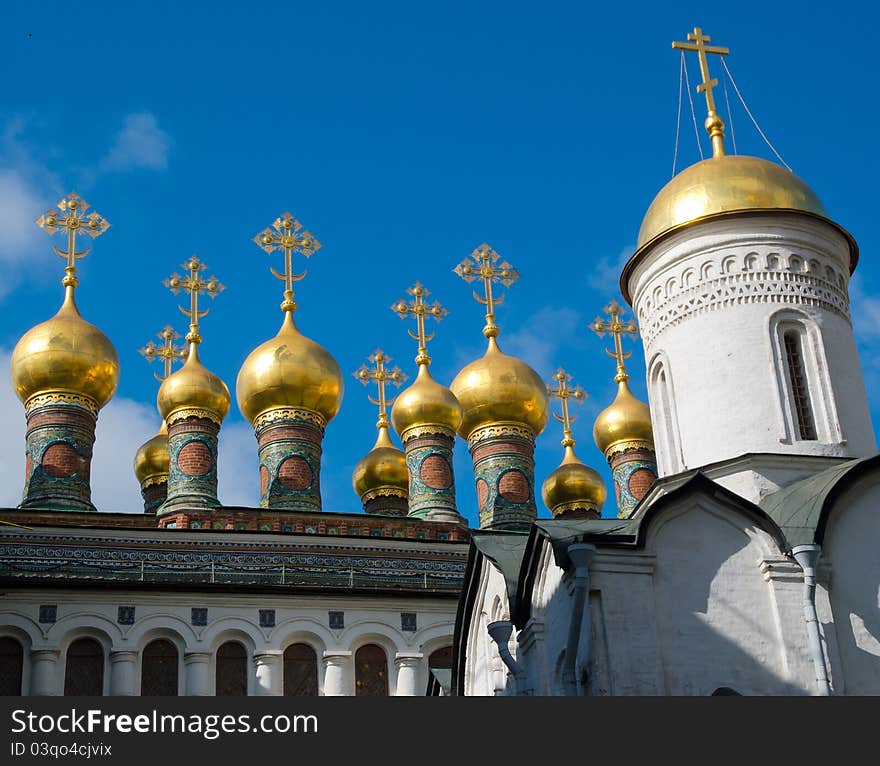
[[1, 1, 878, 525]]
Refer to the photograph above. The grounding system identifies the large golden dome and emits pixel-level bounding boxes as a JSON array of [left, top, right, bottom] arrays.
[[637, 155, 826, 248], [541, 446, 606, 517], [593, 380, 654, 455], [158, 344, 230, 422], [236, 312, 343, 425], [450, 337, 549, 440], [391, 364, 461, 436], [11, 288, 119, 409], [352, 426, 409, 501], [134, 422, 169, 485]]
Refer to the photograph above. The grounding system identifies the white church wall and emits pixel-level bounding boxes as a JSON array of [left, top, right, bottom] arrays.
[[626, 214, 875, 501], [822, 471, 880, 694], [463, 560, 515, 696]]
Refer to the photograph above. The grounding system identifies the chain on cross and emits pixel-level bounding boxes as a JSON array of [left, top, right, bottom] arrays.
[[547, 368, 586, 448], [139, 326, 188, 382], [589, 300, 639, 383], [163, 257, 225, 344], [673, 26, 730, 157], [353, 350, 408, 429], [35, 193, 111, 288], [253, 211, 322, 313], [454, 243, 519, 338], [391, 282, 448, 365]]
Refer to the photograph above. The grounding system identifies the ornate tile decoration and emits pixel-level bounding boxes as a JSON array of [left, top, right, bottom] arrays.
[[329, 611, 344, 630], [117, 606, 135, 625], [259, 609, 276, 628], [191, 607, 208, 626], [38, 605, 57, 624], [401, 612, 417, 632]]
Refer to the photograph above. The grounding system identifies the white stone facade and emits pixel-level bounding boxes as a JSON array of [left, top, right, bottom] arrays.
[[625, 213, 875, 502]]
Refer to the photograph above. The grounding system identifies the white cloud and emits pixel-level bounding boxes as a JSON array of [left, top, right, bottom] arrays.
[[217, 420, 260, 507], [503, 305, 582, 379], [99, 113, 170, 173], [588, 243, 635, 291]]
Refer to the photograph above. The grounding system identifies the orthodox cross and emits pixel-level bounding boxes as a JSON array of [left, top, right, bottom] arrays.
[[589, 300, 639, 383], [454, 243, 519, 338], [35, 193, 110, 288], [253, 211, 321, 313], [354, 350, 408, 428], [139, 326, 188, 382], [547, 369, 586, 448], [673, 26, 730, 157], [391, 282, 448, 365], [163, 257, 225, 344]]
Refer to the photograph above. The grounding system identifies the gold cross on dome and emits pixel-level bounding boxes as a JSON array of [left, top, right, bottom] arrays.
[[253, 211, 322, 313], [454, 243, 519, 338], [35, 193, 110, 288], [547, 368, 586, 448], [391, 282, 448, 365], [139, 326, 188, 382], [163, 256, 225, 344], [354, 350, 408, 428], [589, 300, 639, 382], [672, 26, 730, 157]]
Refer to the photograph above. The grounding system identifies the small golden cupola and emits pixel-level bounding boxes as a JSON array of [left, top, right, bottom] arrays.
[[352, 350, 409, 516], [590, 301, 657, 518], [134, 326, 188, 513], [234, 212, 343, 511], [450, 244, 549, 531], [156, 257, 230, 516], [390, 282, 463, 523], [541, 369, 606, 519], [10, 193, 118, 511]]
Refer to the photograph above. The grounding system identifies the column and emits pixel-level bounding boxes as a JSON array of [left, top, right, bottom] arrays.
[[184, 651, 212, 696], [394, 653, 423, 696], [322, 651, 352, 696], [162, 412, 222, 513], [109, 650, 138, 696], [253, 651, 282, 696], [401, 427, 462, 523], [29, 649, 60, 696]]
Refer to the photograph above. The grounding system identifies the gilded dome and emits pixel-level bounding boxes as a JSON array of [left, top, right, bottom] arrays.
[[157, 344, 230, 422], [391, 364, 461, 436], [450, 337, 549, 440], [637, 155, 827, 248], [352, 426, 409, 500], [236, 312, 343, 425], [11, 288, 119, 409], [541, 446, 606, 517], [134, 422, 169, 485], [593, 379, 654, 456]]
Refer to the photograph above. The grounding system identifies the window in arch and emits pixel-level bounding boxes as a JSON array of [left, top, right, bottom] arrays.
[[215, 642, 247, 696], [648, 357, 682, 474], [283, 643, 318, 696], [428, 646, 452, 672], [355, 644, 388, 696], [783, 329, 817, 440], [141, 639, 179, 696], [0, 637, 24, 695], [64, 638, 104, 696]]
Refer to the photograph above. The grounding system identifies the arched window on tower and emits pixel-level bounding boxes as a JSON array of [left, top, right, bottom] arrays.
[[0, 637, 24, 695], [648, 355, 682, 474], [782, 329, 817, 440], [283, 643, 318, 696], [64, 638, 104, 696], [215, 642, 247, 696], [355, 644, 388, 696], [141, 639, 179, 696]]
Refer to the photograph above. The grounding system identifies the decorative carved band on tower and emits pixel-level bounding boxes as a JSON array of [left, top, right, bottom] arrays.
[[590, 301, 657, 517], [157, 257, 230, 513], [236, 212, 343, 512], [11, 194, 118, 511], [450, 245, 549, 531], [390, 283, 463, 523]]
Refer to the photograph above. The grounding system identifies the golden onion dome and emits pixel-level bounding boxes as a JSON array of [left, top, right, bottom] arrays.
[[11, 287, 119, 410], [134, 422, 169, 485], [450, 337, 549, 440], [236, 312, 343, 425], [593, 379, 654, 456], [352, 425, 409, 500], [391, 363, 461, 436], [157, 343, 230, 422], [541, 446, 606, 517], [637, 155, 827, 249]]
